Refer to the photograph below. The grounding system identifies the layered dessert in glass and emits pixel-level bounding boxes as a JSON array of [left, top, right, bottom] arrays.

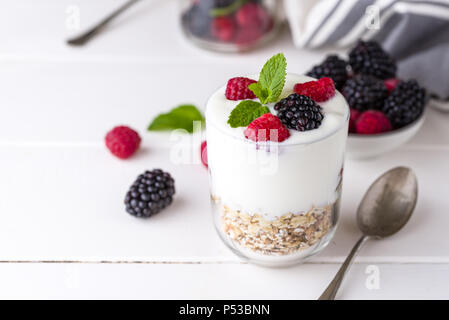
[[205, 56, 349, 267]]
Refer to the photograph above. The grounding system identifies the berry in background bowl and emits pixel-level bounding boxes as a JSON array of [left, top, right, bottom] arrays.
[[305, 40, 428, 160], [347, 79, 427, 160], [347, 110, 425, 160]]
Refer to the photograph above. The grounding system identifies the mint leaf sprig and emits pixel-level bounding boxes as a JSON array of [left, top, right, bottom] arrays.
[[249, 53, 287, 104], [148, 104, 204, 133], [227, 100, 270, 128], [226, 53, 287, 128]]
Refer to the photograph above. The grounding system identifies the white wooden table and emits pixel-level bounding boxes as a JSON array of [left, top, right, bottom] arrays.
[[1, 0, 448, 299]]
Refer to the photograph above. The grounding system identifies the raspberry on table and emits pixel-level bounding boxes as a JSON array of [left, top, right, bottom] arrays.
[[200, 141, 208, 169], [244, 113, 290, 142], [105, 126, 141, 159], [349, 40, 397, 80], [274, 94, 324, 131], [306, 55, 348, 90], [382, 80, 426, 128], [225, 77, 257, 100], [212, 16, 236, 42], [124, 169, 175, 218], [294, 77, 335, 102], [342, 75, 388, 111], [355, 110, 392, 134]]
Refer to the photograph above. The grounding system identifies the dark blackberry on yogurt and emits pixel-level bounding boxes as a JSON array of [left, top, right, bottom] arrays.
[[274, 94, 324, 131]]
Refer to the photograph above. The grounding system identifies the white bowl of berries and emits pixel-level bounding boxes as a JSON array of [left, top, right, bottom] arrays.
[[345, 78, 427, 160], [347, 109, 425, 160], [304, 40, 427, 160]]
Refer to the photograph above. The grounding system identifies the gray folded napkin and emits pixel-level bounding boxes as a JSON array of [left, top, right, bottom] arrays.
[[284, 0, 449, 100]]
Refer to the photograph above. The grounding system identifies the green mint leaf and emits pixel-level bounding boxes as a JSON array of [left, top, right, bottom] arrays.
[[254, 53, 287, 103], [248, 83, 270, 104], [210, 0, 248, 17], [227, 100, 270, 128], [148, 104, 204, 133]]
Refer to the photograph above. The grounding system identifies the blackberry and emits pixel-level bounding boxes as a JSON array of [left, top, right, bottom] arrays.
[[213, 0, 238, 8], [124, 169, 175, 218], [342, 75, 388, 111], [274, 94, 324, 131], [197, 0, 238, 11], [183, 1, 239, 38], [349, 40, 397, 79], [182, 5, 212, 38], [306, 55, 348, 90], [382, 80, 426, 128]]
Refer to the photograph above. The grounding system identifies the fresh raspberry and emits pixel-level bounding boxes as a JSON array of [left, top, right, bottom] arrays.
[[355, 110, 392, 134], [294, 77, 335, 102], [349, 108, 361, 133], [384, 78, 400, 93], [244, 113, 290, 142], [105, 126, 141, 159], [211, 17, 236, 42], [225, 77, 257, 100], [236, 3, 270, 29], [200, 141, 208, 169]]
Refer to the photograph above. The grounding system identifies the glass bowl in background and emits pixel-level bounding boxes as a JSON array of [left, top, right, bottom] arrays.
[[180, 0, 282, 52]]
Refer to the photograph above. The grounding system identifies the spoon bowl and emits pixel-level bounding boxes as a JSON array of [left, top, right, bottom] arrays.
[[357, 166, 418, 238]]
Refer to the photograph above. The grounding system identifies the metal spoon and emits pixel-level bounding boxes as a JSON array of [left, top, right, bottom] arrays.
[[67, 0, 140, 46], [319, 166, 418, 300]]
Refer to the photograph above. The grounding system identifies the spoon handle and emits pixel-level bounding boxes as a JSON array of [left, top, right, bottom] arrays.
[[318, 235, 369, 300], [67, 0, 140, 46]]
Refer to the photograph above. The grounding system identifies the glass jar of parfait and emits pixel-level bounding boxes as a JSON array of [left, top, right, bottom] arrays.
[[205, 67, 349, 267]]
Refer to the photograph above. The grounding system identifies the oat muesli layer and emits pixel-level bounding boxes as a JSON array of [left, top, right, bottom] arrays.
[[217, 199, 333, 256]]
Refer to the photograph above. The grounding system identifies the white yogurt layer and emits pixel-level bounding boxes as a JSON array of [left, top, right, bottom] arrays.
[[206, 73, 349, 220]]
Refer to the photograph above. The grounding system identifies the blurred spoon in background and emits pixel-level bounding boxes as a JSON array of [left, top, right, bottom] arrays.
[[67, 0, 141, 46]]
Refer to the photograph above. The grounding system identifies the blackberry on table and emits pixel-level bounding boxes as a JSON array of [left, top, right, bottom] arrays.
[[274, 94, 324, 131], [124, 169, 175, 218], [349, 40, 397, 79], [306, 55, 348, 90], [342, 75, 388, 111], [382, 80, 426, 128]]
